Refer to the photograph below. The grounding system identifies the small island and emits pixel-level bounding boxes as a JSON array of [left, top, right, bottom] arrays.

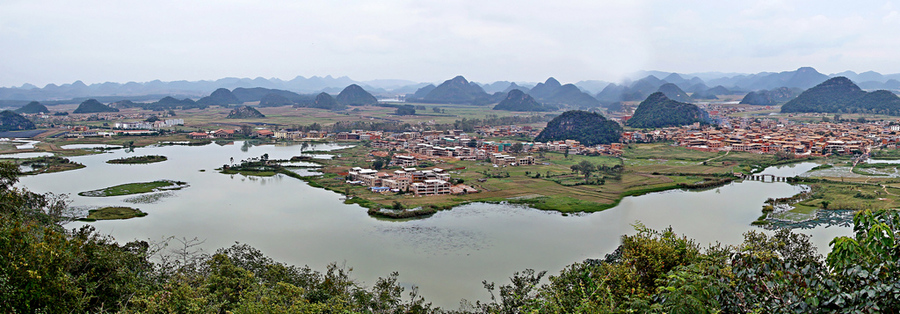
[[78, 180, 188, 197], [16, 156, 85, 174], [78, 206, 148, 221], [106, 155, 168, 164]]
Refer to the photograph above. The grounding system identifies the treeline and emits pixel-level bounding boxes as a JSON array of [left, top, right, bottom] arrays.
[[3, 158, 900, 313]]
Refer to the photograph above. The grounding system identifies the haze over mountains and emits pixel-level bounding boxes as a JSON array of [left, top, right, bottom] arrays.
[[2, 67, 900, 108]]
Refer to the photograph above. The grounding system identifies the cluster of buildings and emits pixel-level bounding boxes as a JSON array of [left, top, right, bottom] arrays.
[[114, 119, 184, 130], [347, 166, 461, 196], [657, 117, 900, 155]]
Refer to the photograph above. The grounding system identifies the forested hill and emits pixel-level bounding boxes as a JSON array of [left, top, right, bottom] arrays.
[[781, 77, 900, 115], [740, 87, 801, 106], [14, 101, 49, 114], [419, 76, 491, 105], [626, 92, 707, 128], [0, 110, 36, 131], [493, 89, 555, 112], [336, 84, 378, 106], [534, 110, 622, 145], [73, 99, 119, 114]]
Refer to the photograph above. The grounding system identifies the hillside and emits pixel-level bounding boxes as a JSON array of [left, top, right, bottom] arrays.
[[226, 106, 265, 119], [493, 89, 555, 112], [73, 99, 119, 114], [14, 101, 49, 114], [197, 88, 241, 106], [259, 93, 295, 107], [0, 110, 36, 131], [740, 87, 801, 106], [308, 92, 345, 110], [336, 84, 378, 106], [543, 84, 601, 108], [528, 77, 563, 99], [626, 92, 707, 128], [657, 83, 690, 102], [420, 76, 491, 105], [534, 110, 622, 146], [780, 77, 900, 114]]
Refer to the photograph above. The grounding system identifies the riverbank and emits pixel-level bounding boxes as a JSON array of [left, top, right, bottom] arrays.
[[267, 143, 816, 214]]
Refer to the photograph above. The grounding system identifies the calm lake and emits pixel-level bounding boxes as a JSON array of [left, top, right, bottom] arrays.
[[17, 142, 851, 309]]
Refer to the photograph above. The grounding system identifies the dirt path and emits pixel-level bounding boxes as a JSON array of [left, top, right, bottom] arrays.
[[701, 150, 730, 164]]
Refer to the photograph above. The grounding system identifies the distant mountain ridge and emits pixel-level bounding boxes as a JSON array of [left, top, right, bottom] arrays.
[[4, 67, 900, 105], [780, 77, 900, 115]]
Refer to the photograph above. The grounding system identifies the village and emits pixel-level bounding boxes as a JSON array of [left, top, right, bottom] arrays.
[[26, 106, 900, 199]]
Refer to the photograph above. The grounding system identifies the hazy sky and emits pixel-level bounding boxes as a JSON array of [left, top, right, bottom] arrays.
[[2, 0, 899, 87]]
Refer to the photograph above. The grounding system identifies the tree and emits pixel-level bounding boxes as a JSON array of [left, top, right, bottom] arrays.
[[570, 160, 595, 181], [508, 143, 524, 155]]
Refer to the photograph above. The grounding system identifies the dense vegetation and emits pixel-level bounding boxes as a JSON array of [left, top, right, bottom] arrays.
[[226, 106, 266, 119], [336, 84, 378, 106], [73, 99, 119, 113], [740, 87, 801, 106], [781, 77, 900, 114], [0, 110, 36, 131], [14, 101, 49, 114], [492, 89, 555, 112], [626, 92, 707, 128], [3, 159, 900, 313], [534, 110, 622, 145], [106, 155, 168, 164]]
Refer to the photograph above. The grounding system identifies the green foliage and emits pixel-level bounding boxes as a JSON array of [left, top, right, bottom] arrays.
[[534, 110, 623, 145], [626, 92, 707, 128], [827, 209, 900, 312], [106, 155, 168, 164]]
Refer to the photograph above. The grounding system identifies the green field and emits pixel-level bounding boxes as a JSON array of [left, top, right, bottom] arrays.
[[292, 142, 776, 213]]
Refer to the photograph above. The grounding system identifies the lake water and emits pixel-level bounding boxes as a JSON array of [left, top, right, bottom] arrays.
[[17, 142, 851, 309]]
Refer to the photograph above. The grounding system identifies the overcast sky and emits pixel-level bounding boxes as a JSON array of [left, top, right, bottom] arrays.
[[2, 0, 899, 87]]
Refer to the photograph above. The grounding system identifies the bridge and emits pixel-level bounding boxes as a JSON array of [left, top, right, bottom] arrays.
[[737, 173, 790, 182]]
